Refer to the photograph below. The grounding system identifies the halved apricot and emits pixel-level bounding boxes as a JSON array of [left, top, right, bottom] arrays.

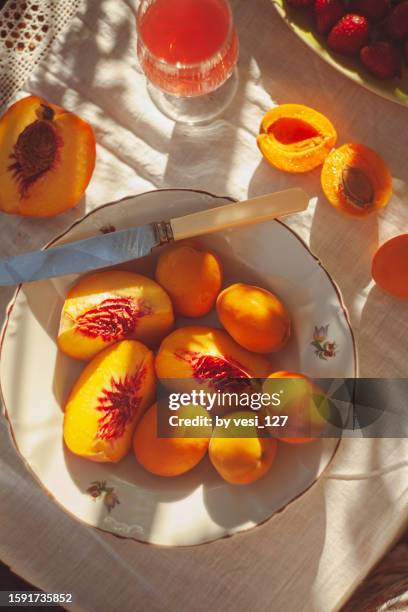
[[257, 104, 337, 173], [372, 234, 408, 299], [321, 143, 392, 217], [0, 95, 96, 217]]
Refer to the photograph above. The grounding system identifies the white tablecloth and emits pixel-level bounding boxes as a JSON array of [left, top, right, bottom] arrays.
[[0, 1, 407, 610]]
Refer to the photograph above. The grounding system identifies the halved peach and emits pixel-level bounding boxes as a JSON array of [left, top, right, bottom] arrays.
[[257, 104, 337, 173], [64, 339, 155, 463], [156, 325, 272, 394], [321, 144, 392, 217], [0, 95, 96, 217], [58, 271, 174, 360]]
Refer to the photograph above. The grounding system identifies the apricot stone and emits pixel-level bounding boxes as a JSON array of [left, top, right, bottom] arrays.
[[155, 325, 272, 394], [155, 241, 223, 318], [64, 340, 155, 463], [133, 402, 210, 477], [216, 283, 291, 353], [58, 270, 174, 361], [0, 95, 96, 217], [209, 411, 277, 485]]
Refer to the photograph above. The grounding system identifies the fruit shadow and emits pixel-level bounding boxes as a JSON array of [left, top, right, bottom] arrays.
[[309, 194, 379, 331], [62, 442, 208, 506], [359, 285, 408, 377], [201, 439, 330, 530], [323, 438, 408, 612]]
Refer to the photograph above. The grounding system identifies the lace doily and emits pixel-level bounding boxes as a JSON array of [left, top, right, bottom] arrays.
[[0, 0, 82, 110]]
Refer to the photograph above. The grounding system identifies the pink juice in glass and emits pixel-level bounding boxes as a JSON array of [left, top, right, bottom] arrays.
[[137, 0, 238, 97]]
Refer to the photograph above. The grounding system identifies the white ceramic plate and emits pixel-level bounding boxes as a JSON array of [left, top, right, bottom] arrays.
[[273, 0, 408, 108], [0, 189, 356, 546]]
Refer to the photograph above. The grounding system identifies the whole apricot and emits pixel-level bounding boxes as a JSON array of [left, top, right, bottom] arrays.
[[263, 372, 330, 444], [155, 241, 222, 317], [133, 402, 210, 477], [209, 411, 277, 485], [216, 283, 291, 353], [372, 234, 408, 299]]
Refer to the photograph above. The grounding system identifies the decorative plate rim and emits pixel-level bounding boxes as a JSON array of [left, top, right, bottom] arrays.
[[0, 187, 358, 548]]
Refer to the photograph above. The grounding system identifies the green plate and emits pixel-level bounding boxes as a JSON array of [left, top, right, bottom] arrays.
[[273, 0, 408, 107]]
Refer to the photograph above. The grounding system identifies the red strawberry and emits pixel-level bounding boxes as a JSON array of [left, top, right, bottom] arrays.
[[286, 0, 314, 7], [360, 41, 401, 79], [387, 1, 408, 41], [349, 0, 389, 22], [315, 0, 345, 35], [328, 14, 370, 56]]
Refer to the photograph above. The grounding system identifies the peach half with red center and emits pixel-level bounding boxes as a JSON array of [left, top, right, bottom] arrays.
[[64, 339, 155, 463], [155, 326, 272, 394], [0, 95, 96, 217], [58, 270, 174, 361]]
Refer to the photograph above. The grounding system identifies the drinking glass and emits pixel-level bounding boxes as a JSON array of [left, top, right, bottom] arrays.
[[136, 0, 239, 124]]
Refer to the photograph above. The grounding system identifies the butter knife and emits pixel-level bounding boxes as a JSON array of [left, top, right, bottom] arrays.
[[0, 188, 308, 286]]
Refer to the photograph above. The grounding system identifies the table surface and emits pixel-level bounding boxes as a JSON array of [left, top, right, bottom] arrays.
[[0, 1, 407, 611]]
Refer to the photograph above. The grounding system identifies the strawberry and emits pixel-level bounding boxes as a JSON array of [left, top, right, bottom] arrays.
[[328, 14, 370, 56], [315, 0, 345, 34], [349, 0, 389, 22], [387, 1, 408, 40], [286, 0, 314, 7], [360, 41, 401, 79]]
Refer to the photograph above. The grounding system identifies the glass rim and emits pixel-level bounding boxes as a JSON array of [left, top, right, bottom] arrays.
[[136, 0, 235, 70]]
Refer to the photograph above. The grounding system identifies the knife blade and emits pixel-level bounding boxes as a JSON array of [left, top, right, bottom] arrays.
[[0, 188, 308, 286]]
